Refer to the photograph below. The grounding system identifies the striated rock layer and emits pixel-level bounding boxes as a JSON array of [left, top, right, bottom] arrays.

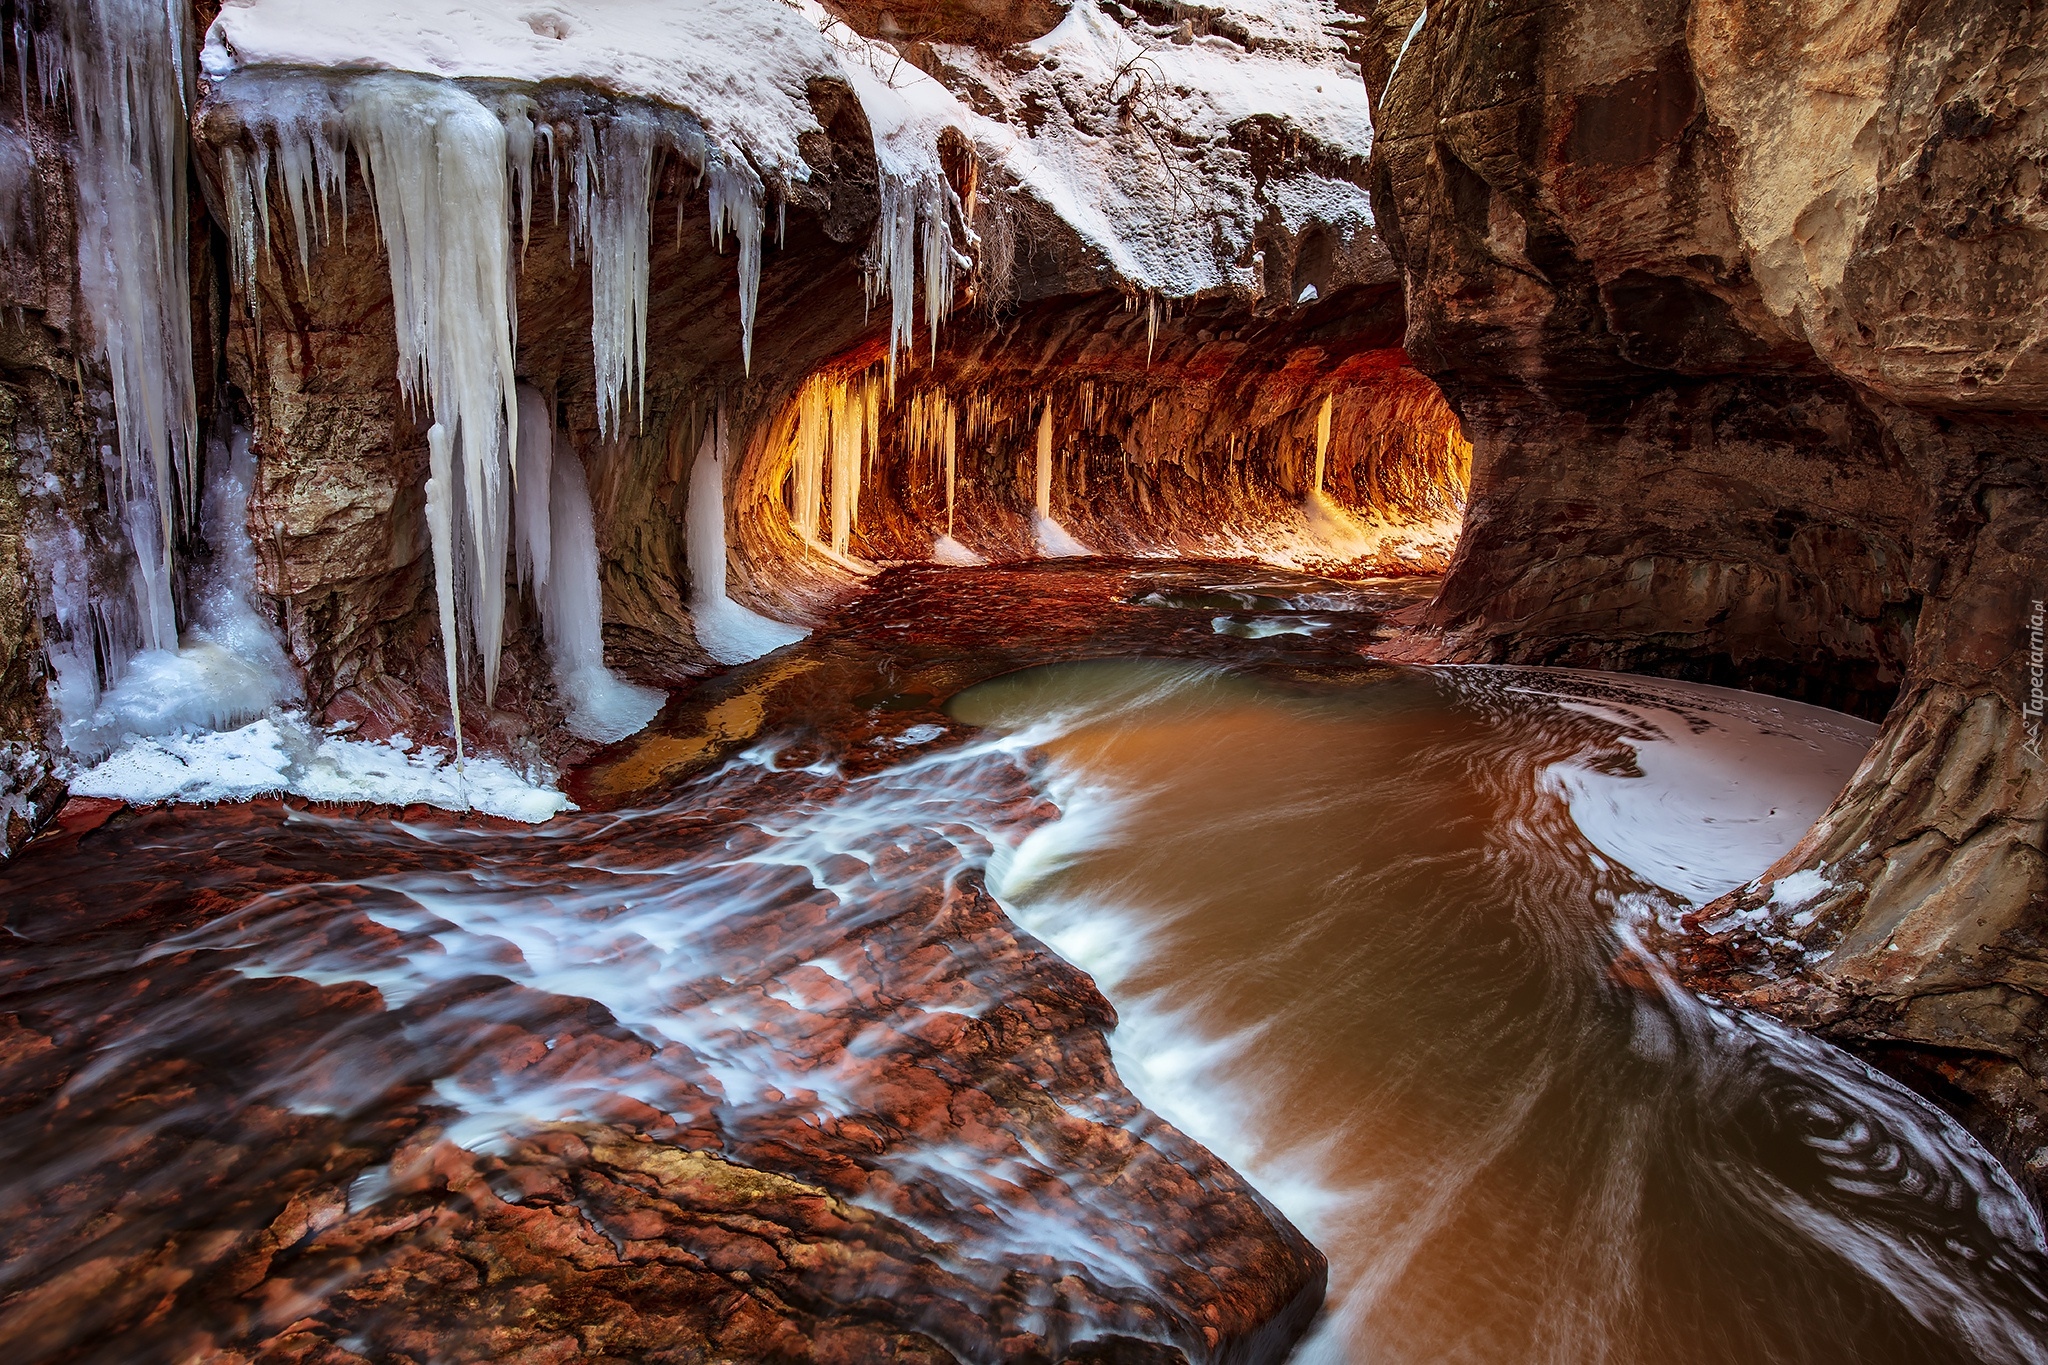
[[1369, 0, 2048, 1197]]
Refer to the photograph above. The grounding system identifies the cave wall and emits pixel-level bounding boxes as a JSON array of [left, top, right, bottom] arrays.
[[0, 59, 146, 851], [1370, 0, 2048, 1190], [731, 280, 1470, 582]]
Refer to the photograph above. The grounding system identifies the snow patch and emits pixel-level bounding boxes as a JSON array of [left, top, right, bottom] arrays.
[[69, 714, 571, 824]]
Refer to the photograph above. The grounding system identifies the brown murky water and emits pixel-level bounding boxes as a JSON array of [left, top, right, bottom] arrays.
[[4, 561, 2045, 1363], [955, 659, 2048, 1365]]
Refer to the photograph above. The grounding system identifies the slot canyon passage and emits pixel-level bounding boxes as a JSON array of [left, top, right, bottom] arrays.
[[0, 0, 2045, 1360]]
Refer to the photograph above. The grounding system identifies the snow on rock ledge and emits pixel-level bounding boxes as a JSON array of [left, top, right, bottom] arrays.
[[202, 0, 1383, 306]]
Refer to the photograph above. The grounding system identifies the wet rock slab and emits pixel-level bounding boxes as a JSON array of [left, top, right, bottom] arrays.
[[0, 561, 1423, 1364]]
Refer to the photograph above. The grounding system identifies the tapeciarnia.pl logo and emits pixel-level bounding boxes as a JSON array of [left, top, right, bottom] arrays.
[[2026, 599, 2045, 762]]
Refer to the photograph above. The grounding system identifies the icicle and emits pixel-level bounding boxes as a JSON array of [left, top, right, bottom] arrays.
[[514, 383, 556, 590], [214, 75, 348, 322], [865, 174, 959, 387], [687, 407, 808, 665], [12, 20, 27, 128], [706, 157, 763, 373], [1313, 394, 1332, 496], [573, 108, 658, 437], [829, 378, 862, 556], [791, 374, 830, 542], [1034, 401, 1053, 520], [494, 93, 540, 264], [1146, 292, 1159, 364], [348, 74, 519, 705], [0, 125, 32, 253], [863, 374, 881, 483], [1383, 7, 1429, 106], [56, 0, 199, 650], [944, 405, 957, 536], [425, 423, 466, 783]]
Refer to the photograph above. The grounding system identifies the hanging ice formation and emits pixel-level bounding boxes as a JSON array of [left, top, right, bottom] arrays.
[[349, 75, 521, 716], [1313, 394, 1333, 496], [217, 71, 774, 739], [45, 0, 200, 655], [686, 411, 809, 666], [571, 104, 708, 431], [786, 371, 877, 567], [904, 390, 966, 550], [706, 158, 766, 375], [865, 175, 963, 387]]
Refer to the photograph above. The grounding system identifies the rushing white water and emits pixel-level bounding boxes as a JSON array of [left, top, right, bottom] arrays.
[[685, 413, 809, 665]]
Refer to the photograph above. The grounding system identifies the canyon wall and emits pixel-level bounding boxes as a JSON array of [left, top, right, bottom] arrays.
[[1370, 0, 2048, 1193]]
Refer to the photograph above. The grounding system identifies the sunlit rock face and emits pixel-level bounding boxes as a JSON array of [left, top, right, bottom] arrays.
[[730, 284, 1471, 603], [1371, 0, 2048, 1196]]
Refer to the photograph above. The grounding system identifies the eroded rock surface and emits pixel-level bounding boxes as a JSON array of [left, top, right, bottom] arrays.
[[1371, 0, 2048, 1196]]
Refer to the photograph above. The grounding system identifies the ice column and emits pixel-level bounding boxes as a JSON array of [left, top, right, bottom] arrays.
[[534, 432, 665, 742], [687, 411, 809, 665], [829, 381, 863, 556], [513, 384, 556, 592], [1032, 401, 1089, 557], [424, 424, 466, 772], [1034, 403, 1054, 519], [791, 376, 830, 542]]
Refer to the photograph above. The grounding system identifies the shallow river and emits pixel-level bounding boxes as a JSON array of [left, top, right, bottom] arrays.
[[957, 659, 2048, 1364], [4, 639, 2046, 1362]]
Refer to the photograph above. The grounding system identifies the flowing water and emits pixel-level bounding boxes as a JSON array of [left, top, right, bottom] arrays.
[[4, 648, 2047, 1362], [955, 659, 2048, 1365]]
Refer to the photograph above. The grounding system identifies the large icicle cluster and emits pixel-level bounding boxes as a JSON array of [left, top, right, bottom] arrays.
[[32, 0, 200, 653], [216, 73, 772, 727]]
